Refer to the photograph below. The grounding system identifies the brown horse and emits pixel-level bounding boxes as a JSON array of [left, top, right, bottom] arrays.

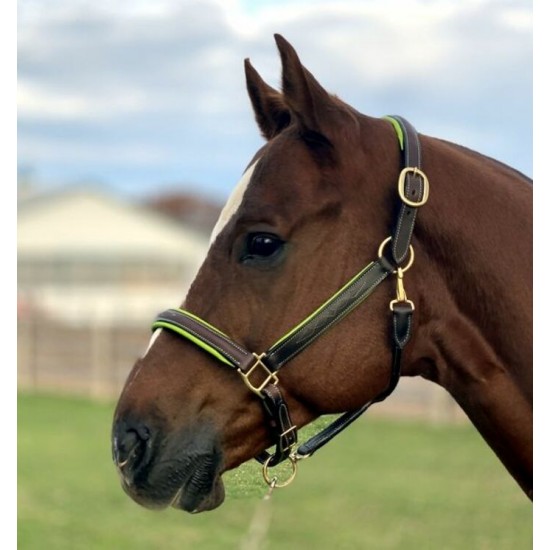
[[112, 34, 532, 513]]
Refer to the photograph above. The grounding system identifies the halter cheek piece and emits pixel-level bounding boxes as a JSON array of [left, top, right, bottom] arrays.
[[152, 116, 429, 488]]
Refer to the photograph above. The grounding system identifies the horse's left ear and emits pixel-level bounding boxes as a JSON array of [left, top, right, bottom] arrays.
[[245, 58, 291, 140], [274, 34, 338, 144]]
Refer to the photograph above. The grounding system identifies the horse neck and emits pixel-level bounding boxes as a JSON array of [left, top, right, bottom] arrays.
[[398, 135, 533, 497], [386, 132, 532, 408]]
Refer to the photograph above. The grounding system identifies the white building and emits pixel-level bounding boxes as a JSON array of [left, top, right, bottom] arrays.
[[18, 187, 210, 326]]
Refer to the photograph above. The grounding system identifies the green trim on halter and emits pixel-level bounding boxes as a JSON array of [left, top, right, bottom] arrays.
[[383, 116, 404, 151], [269, 261, 376, 349], [151, 117, 408, 366], [174, 308, 230, 338], [151, 119, 406, 365], [152, 260, 378, 366], [152, 319, 234, 367]]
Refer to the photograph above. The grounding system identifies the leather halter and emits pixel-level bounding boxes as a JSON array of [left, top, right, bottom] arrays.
[[152, 116, 429, 486]]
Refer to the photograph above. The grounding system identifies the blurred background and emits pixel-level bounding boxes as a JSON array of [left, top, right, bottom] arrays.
[[17, 0, 532, 407], [17, 0, 533, 548]]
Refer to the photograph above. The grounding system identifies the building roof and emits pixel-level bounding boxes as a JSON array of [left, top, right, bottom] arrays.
[[18, 187, 210, 262]]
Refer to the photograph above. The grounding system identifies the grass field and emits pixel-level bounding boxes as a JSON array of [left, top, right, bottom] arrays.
[[18, 392, 532, 549]]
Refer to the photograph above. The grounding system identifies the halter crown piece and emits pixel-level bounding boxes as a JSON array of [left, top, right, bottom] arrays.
[[152, 116, 429, 488]]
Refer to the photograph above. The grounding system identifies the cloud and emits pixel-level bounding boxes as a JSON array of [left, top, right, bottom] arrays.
[[17, 0, 532, 199]]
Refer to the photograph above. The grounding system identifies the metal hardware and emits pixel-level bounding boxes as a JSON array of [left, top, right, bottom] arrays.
[[262, 454, 298, 488], [149, 116, 424, 487], [398, 167, 429, 207], [239, 353, 279, 397], [290, 450, 310, 461], [278, 425, 297, 454], [390, 267, 415, 311], [377, 237, 415, 273]]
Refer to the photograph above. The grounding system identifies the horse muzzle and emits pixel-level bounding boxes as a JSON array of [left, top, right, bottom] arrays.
[[111, 416, 225, 513]]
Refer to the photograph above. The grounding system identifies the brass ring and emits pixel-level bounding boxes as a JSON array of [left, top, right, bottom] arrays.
[[377, 237, 415, 273], [262, 455, 298, 488]]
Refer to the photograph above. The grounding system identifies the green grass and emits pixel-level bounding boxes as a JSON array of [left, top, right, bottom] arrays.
[[18, 392, 532, 549]]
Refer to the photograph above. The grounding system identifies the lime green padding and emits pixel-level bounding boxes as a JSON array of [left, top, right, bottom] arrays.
[[383, 116, 404, 151], [152, 320, 234, 367], [269, 261, 375, 349], [152, 119, 404, 364], [174, 308, 230, 338], [155, 260, 377, 364]]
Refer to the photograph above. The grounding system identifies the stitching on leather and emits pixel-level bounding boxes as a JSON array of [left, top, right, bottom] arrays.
[[169, 311, 250, 356], [393, 312, 412, 348], [393, 118, 423, 264], [160, 317, 242, 366], [413, 127, 422, 168], [281, 268, 389, 365], [277, 262, 383, 354], [269, 262, 384, 357]]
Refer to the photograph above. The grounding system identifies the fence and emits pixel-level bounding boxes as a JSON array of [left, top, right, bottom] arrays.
[[17, 316, 466, 424], [18, 316, 146, 400]]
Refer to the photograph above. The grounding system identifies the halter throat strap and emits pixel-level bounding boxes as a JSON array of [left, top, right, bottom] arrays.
[[151, 115, 427, 474]]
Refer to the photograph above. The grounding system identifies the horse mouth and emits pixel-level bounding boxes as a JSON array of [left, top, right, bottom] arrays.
[[115, 423, 226, 513], [169, 467, 225, 513]]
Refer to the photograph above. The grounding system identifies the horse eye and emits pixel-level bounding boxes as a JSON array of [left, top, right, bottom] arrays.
[[242, 233, 285, 263]]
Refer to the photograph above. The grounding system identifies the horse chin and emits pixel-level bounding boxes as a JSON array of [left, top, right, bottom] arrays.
[[117, 422, 226, 513], [170, 474, 225, 513], [120, 468, 225, 514]]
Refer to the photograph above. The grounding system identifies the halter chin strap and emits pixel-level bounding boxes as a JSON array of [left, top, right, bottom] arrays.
[[151, 116, 429, 484]]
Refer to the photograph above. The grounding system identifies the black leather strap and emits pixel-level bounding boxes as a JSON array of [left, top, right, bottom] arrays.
[[391, 302, 414, 350], [388, 116, 427, 265], [154, 310, 297, 466], [265, 258, 394, 371], [154, 309, 256, 372], [294, 301, 413, 458], [256, 384, 298, 466], [151, 115, 426, 471]]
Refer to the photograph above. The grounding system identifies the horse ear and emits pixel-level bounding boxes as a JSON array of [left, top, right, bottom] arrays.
[[244, 58, 291, 140], [274, 34, 336, 141]]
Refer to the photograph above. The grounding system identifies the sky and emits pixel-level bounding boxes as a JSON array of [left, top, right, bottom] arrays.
[[17, 0, 532, 203]]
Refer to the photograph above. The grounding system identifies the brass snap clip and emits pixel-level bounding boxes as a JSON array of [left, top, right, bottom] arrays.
[[390, 267, 415, 311]]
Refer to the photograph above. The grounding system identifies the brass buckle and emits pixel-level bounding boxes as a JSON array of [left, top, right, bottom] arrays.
[[278, 425, 297, 454], [398, 167, 429, 207], [239, 353, 279, 397]]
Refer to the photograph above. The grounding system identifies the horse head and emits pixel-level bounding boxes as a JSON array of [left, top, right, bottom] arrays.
[[111, 34, 533, 513]]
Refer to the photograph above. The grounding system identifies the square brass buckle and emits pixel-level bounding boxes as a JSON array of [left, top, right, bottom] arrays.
[[239, 353, 279, 397], [278, 425, 298, 453], [397, 167, 429, 207]]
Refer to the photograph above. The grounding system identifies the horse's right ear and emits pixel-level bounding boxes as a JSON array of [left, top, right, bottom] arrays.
[[245, 58, 291, 140]]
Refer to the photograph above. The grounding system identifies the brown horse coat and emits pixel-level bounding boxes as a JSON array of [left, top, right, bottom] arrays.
[[112, 34, 532, 512]]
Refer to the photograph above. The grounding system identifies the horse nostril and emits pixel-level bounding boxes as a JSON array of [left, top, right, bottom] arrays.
[[118, 430, 139, 466], [113, 419, 151, 471]]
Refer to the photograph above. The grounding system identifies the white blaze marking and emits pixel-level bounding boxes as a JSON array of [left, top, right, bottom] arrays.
[[210, 159, 259, 244], [142, 328, 162, 358]]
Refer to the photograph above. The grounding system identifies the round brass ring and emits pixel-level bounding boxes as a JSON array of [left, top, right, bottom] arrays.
[[262, 455, 298, 488], [377, 237, 415, 273]]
